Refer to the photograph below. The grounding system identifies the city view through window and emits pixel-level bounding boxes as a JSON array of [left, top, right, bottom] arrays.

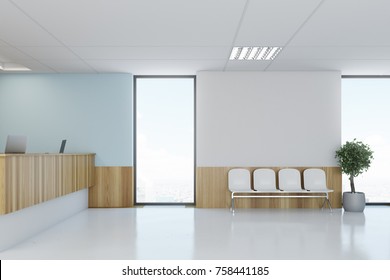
[[135, 77, 195, 203], [342, 78, 390, 203]]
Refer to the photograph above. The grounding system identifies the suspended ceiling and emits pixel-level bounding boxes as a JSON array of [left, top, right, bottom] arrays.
[[1, 0, 390, 75]]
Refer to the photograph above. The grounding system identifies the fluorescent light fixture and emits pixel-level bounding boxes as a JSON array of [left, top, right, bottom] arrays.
[[229, 46, 282, 60], [265, 47, 282, 60], [0, 62, 31, 71], [258, 47, 269, 60], [229, 47, 242, 60], [240, 47, 252, 60], [246, 47, 260, 60]]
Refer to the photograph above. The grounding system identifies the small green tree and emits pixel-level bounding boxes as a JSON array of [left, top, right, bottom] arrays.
[[335, 139, 374, 193]]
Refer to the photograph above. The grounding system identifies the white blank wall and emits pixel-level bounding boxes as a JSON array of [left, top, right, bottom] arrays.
[[197, 71, 341, 167]]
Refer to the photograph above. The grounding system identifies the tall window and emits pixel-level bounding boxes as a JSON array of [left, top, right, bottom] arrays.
[[342, 77, 390, 203], [134, 76, 195, 204]]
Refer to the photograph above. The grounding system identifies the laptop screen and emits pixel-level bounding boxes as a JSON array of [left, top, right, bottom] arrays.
[[59, 139, 67, 153], [4, 135, 27, 154]]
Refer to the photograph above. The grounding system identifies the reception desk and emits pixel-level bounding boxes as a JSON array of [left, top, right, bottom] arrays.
[[0, 153, 95, 215]]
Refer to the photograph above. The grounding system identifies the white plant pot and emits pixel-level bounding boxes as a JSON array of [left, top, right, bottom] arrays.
[[343, 192, 366, 212]]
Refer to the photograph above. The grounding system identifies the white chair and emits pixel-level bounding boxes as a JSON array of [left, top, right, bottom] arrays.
[[278, 168, 304, 191], [228, 168, 252, 211], [253, 168, 278, 192], [303, 168, 334, 209], [303, 168, 328, 191], [228, 168, 251, 192]]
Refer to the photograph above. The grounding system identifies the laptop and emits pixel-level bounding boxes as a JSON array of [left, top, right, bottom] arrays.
[[59, 139, 67, 153], [4, 135, 27, 154]]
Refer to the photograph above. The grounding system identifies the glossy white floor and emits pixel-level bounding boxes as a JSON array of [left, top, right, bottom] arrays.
[[1, 206, 390, 260]]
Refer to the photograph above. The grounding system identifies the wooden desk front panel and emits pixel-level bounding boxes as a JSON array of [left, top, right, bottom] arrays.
[[0, 154, 95, 215]]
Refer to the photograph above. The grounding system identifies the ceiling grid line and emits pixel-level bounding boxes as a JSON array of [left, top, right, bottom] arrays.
[[8, 0, 98, 73], [0, 31, 58, 73], [2, 0, 390, 74], [223, 0, 250, 71], [264, 0, 327, 71]]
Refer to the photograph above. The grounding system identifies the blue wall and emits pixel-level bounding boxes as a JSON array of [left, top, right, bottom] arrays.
[[0, 74, 133, 166]]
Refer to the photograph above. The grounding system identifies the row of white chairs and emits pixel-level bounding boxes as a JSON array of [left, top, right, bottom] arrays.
[[228, 168, 333, 212]]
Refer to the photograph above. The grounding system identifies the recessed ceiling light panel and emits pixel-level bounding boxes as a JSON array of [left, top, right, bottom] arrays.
[[229, 47, 242, 60], [229, 46, 282, 60], [0, 62, 31, 71], [247, 47, 261, 60]]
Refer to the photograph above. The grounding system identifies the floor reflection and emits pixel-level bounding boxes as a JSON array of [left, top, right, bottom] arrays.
[[0, 206, 390, 259]]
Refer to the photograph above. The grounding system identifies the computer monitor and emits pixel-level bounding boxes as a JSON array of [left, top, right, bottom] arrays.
[[4, 135, 27, 154], [59, 139, 66, 153]]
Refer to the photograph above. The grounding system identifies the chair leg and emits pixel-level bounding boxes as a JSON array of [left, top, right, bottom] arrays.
[[326, 198, 333, 212], [321, 195, 333, 212], [321, 198, 327, 209], [231, 195, 235, 213]]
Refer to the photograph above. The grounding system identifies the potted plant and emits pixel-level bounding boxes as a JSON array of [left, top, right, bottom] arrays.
[[335, 139, 374, 212]]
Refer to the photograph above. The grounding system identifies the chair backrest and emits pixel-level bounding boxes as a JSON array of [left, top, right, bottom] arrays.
[[303, 168, 327, 191], [278, 168, 302, 191], [228, 168, 251, 192], [253, 169, 277, 191]]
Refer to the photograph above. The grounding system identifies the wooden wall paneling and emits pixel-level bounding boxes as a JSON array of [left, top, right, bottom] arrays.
[[88, 166, 133, 208], [196, 166, 342, 209], [196, 167, 231, 208], [325, 166, 342, 210], [0, 157, 5, 214]]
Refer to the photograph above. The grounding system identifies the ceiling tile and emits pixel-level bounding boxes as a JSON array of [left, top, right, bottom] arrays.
[[268, 58, 390, 75], [0, 39, 8, 46], [290, 0, 390, 46], [18, 47, 81, 60], [0, 0, 389, 74], [224, 60, 270, 71], [0, 0, 61, 46], [87, 59, 226, 75], [40, 59, 96, 73], [13, 0, 246, 46], [279, 46, 390, 60], [8, 60, 56, 73], [235, 0, 323, 46], [0, 46, 33, 62], [71, 46, 231, 60]]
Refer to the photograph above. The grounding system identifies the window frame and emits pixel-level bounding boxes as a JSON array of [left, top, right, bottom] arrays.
[[133, 75, 196, 206], [342, 75, 390, 206]]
